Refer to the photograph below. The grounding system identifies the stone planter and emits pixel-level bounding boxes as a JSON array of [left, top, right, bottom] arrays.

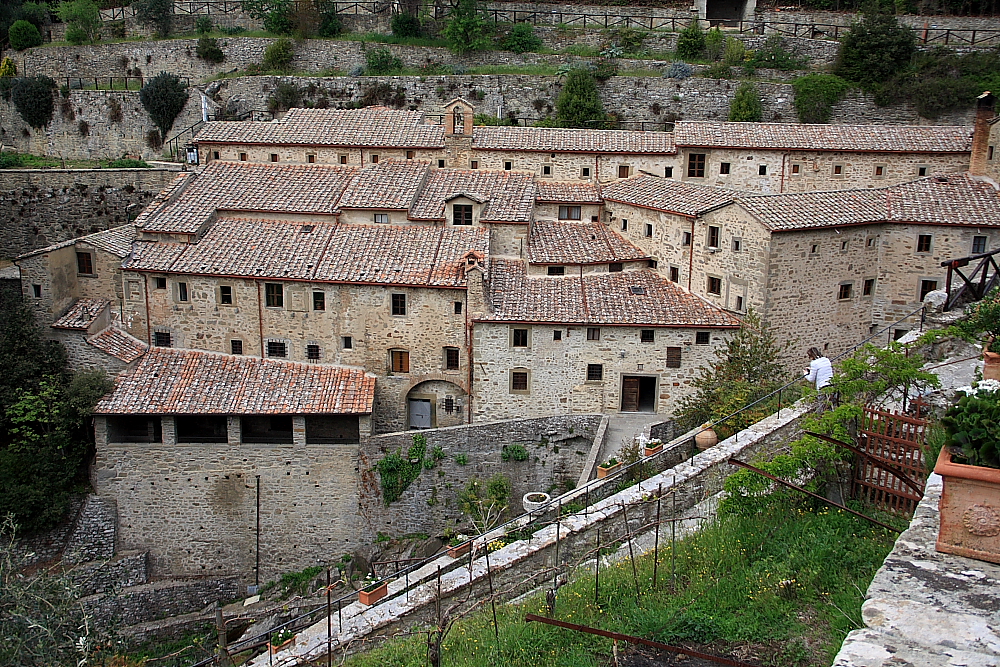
[[268, 635, 295, 655], [358, 581, 388, 605], [644, 442, 664, 457], [984, 350, 1000, 381], [522, 492, 550, 513], [935, 447, 1000, 564], [447, 541, 471, 558], [695, 427, 719, 451], [597, 461, 622, 478]]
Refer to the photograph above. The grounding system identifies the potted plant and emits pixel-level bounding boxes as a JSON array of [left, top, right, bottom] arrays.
[[644, 438, 664, 457], [522, 491, 550, 513], [447, 534, 471, 558], [358, 577, 388, 605], [695, 423, 719, 451], [268, 627, 296, 654], [960, 288, 1000, 380], [597, 457, 621, 478], [935, 379, 1000, 563]]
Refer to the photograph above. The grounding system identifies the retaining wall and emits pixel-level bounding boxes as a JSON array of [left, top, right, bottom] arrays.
[[81, 576, 241, 628]]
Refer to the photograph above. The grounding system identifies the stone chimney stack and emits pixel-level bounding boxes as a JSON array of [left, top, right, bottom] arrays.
[[462, 251, 488, 317], [970, 91, 996, 176]]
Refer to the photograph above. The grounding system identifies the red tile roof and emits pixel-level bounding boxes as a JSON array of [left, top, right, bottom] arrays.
[[473, 126, 676, 154], [483, 259, 739, 327], [674, 121, 973, 153], [535, 181, 602, 204], [95, 347, 375, 415], [88, 326, 148, 363], [17, 225, 136, 261], [409, 170, 536, 222], [337, 159, 430, 210], [528, 221, 649, 265], [193, 107, 446, 148], [602, 175, 736, 217], [51, 298, 111, 330]]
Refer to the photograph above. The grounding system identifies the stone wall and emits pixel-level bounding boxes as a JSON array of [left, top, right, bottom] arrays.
[[81, 576, 241, 627], [0, 169, 174, 259], [63, 494, 117, 565], [71, 551, 150, 597]]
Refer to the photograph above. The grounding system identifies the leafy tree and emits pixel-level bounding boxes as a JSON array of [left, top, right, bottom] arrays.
[[139, 72, 189, 141], [503, 22, 541, 54], [262, 37, 294, 71], [0, 57, 16, 77], [792, 73, 851, 124], [18, 2, 50, 29], [391, 12, 421, 38], [317, 2, 342, 37], [56, 0, 101, 45], [458, 473, 511, 535], [133, 0, 173, 38], [675, 20, 705, 60], [835, 2, 915, 89], [442, 0, 492, 55], [195, 15, 213, 34], [555, 68, 605, 129], [364, 47, 403, 75], [240, 0, 294, 34], [11, 75, 56, 128], [729, 81, 762, 122], [703, 26, 724, 61], [196, 36, 224, 63], [8, 19, 41, 50]]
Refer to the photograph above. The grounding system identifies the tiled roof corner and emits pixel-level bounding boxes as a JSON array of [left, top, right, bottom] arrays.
[[602, 175, 736, 217], [87, 326, 148, 363], [528, 221, 648, 265], [52, 298, 111, 330], [16, 224, 136, 261]]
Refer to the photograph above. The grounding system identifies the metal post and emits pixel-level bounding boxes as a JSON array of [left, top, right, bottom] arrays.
[[255, 475, 261, 587], [326, 568, 332, 667], [338, 598, 342, 633], [653, 485, 661, 590], [554, 500, 561, 589], [594, 525, 601, 606], [485, 544, 499, 641], [216, 603, 230, 667], [621, 502, 640, 601], [671, 479, 676, 592]]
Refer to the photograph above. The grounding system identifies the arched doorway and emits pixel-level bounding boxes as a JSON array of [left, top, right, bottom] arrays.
[[406, 380, 468, 430]]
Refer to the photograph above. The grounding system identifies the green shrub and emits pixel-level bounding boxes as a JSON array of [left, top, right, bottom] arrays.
[[0, 57, 16, 78], [442, 0, 492, 54], [57, 0, 101, 45], [196, 36, 224, 63], [108, 157, 150, 168], [264, 4, 294, 34], [195, 16, 213, 34], [133, 0, 172, 37], [664, 61, 692, 79], [722, 37, 746, 66], [942, 381, 1000, 469], [503, 22, 541, 54], [18, 2, 51, 29], [702, 62, 733, 79], [391, 12, 421, 38], [556, 68, 604, 128], [317, 5, 342, 37], [835, 3, 915, 88], [139, 72, 189, 140], [500, 444, 529, 462], [11, 76, 56, 128], [364, 47, 403, 75], [262, 37, 294, 71], [0, 152, 24, 169], [749, 34, 808, 71], [591, 57, 618, 81], [375, 434, 427, 505], [792, 73, 850, 123], [675, 20, 705, 60], [605, 26, 646, 53], [729, 81, 762, 122], [267, 82, 300, 112], [704, 26, 724, 61], [9, 20, 42, 50]]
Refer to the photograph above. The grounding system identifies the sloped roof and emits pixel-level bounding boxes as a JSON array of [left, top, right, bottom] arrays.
[[88, 327, 148, 363], [51, 298, 110, 330], [473, 126, 676, 154], [337, 159, 430, 210], [602, 175, 737, 217], [409, 170, 536, 223], [95, 347, 376, 415], [17, 225, 136, 261], [534, 181, 603, 204], [528, 221, 649, 265]]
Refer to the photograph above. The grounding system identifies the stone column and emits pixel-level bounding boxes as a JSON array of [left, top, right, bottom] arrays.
[[292, 416, 306, 447], [161, 416, 176, 446], [227, 416, 241, 446]]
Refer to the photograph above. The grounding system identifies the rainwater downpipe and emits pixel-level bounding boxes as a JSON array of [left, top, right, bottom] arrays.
[[687, 216, 695, 292], [255, 474, 260, 587]]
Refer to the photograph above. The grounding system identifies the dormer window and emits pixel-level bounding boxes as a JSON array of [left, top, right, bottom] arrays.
[[453, 204, 473, 225]]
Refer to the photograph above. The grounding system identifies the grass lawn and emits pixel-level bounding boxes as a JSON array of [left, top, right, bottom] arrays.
[[341, 500, 903, 667]]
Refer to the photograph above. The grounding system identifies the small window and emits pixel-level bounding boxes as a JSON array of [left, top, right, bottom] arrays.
[[265, 283, 283, 308], [687, 153, 706, 178], [370, 154, 379, 163], [390, 349, 409, 373], [918, 166, 928, 176], [76, 251, 94, 275], [833, 164, 844, 176], [644, 223, 653, 238], [406, 150, 415, 159], [153, 331, 172, 347], [267, 341, 287, 358], [437, 159, 445, 168], [732, 237, 742, 252], [838, 283, 853, 300], [719, 162, 730, 175], [313, 291, 326, 311], [989, 146, 995, 160], [707, 276, 722, 295], [542, 165, 552, 177], [553, 330, 562, 341], [621, 219, 628, 232], [558, 206, 582, 220], [631, 286, 646, 295], [867, 237, 875, 248], [972, 236, 988, 254], [154, 277, 166, 290], [512, 328, 529, 347], [618, 165, 630, 178], [510, 370, 529, 393], [445, 347, 460, 370], [581, 167, 591, 178], [810, 244, 819, 255], [665, 347, 682, 368], [874, 164, 885, 177], [640, 329, 654, 343], [231, 339, 243, 355], [213, 151, 220, 160], [758, 165, 767, 176], [917, 234, 932, 253], [920, 279, 939, 301], [664, 166, 673, 178], [453, 204, 473, 226], [586, 364, 604, 381], [240, 153, 248, 161], [841, 240, 848, 251], [391, 293, 406, 316], [547, 266, 565, 276], [219, 285, 233, 305], [374, 213, 389, 224], [708, 226, 720, 248], [470, 160, 479, 169], [669, 266, 679, 282], [735, 295, 744, 311], [682, 231, 691, 246], [177, 282, 189, 302], [307, 344, 321, 360], [270, 154, 278, 162], [307, 154, 316, 163], [863, 278, 875, 296], [454, 301, 463, 314], [342, 336, 353, 349], [791, 163, 801, 175], [695, 331, 710, 345], [609, 263, 623, 273], [504, 161, 512, 170], [340, 155, 349, 164], [31, 284, 41, 298], [587, 327, 600, 341]]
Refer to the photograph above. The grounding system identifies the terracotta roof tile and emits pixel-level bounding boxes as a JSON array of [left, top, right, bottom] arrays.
[[409, 170, 535, 222], [473, 126, 676, 154], [95, 347, 375, 415], [484, 259, 740, 327], [124, 241, 189, 271], [17, 225, 136, 261], [131, 173, 194, 233], [337, 159, 430, 210], [87, 326, 148, 363], [602, 174, 736, 217], [194, 107, 445, 148], [674, 121, 973, 153], [52, 298, 110, 330], [528, 221, 649, 265], [535, 181, 602, 204]]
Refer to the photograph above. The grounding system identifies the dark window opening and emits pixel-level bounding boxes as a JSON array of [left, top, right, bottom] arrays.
[[547, 266, 565, 276], [513, 328, 529, 347], [917, 235, 932, 253], [695, 331, 710, 345], [708, 226, 720, 248], [231, 339, 243, 355], [370, 154, 379, 163], [972, 236, 988, 254], [542, 165, 552, 176], [648, 259, 658, 269], [863, 278, 875, 296], [719, 162, 730, 175], [758, 165, 767, 175], [587, 364, 604, 381], [587, 327, 600, 341], [342, 336, 353, 349], [453, 204, 473, 225], [406, 150, 415, 159], [307, 344, 321, 360], [313, 291, 326, 311], [640, 329, 654, 342], [665, 347, 681, 368], [265, 283, 283, 308], [76, 252, 94, 275], [241, 415, 293, 444], [894, 328, 910, 341], [920, 279, 938, 301], [391, 293, 407, 315], [553, 330, 562, 341], [153, 331, 172, 347], [618, 165, 630, 178], [664, 166, 673, 178], [437, 159, 445, 168], [833, 164, 843, 175], [511, 370, 529, 392], [687, 153, 706, 178], [621, 219, 628, 232], [732, 237, 742, 252], [735, 295, 744, 311], [340, 155, 348, 164], [154, 277, 166, 289], [213, 151, 220, 160], [707, 276, 722, 295], [470, 160, 479, 169], [240, 153, 247, 161], [177, 415, 227, 443], [838, 283, 853, 300], [31, 284, 41, 298], [504, 161, 512, 170], [645, 223, 653, 238], [307, 154, 316, 163], [682, 232, 691, 246], [918, 166, 928, 176], [581, 167, 591, 177], [107, 415, 162, 443], [177, 282, 188, 302], [306, 415, 359, 444], [874, 165, 884, 176], [609, 263, 623, 273], [669, 266, 679, 282], [454, 301, 463, 314], [558, 206, 582, 220], [791, 163, 801, 174], [219, 285, 233, 305], [270, 154, 278, 162], [267, 341, 287, 358], [445, 347, 460, 370]]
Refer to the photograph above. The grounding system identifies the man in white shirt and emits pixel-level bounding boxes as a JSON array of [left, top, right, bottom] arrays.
[[804, 347, 834, 389]]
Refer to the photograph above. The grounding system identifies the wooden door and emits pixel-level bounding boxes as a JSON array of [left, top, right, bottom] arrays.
[[621, 378, 640, 412]]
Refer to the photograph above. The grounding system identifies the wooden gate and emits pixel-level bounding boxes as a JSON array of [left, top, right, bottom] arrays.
[[852, 407, 928, 514]]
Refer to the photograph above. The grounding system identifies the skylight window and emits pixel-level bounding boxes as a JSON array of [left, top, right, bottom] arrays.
[[630, 286, 646, 295]]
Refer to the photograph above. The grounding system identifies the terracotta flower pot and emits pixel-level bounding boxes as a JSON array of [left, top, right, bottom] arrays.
[[597, 462, 621, 478], [934, 447, 1000, 564], [358, 581, 388, 605], [695, 428, 719, 451], [644, 442, 664, 457], [268, 636, 295, 655], [984, 350, 1000, 382], [447, 541, 471, 558]]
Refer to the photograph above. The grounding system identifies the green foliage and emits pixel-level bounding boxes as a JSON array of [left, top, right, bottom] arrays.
[[458, 473, 511, 535], [0, 57, 16, 78], [590, 57, 619, 81], [749, 34, 808, 71], [108, 157, 150, 168], [942, 381, 1000, 469], [664, 61, 692, 79], [877, 47, 1000, 119], [503, 22, 541, 54], [722, 37, 746, 66], [241, 0, 295, 34], [500, 443, 528, 462], [0, 152, 23, 168], [18, 2, 50, 30], [442, 0, 492, 55], [729, 81, 762, 122], [391, 12, 421, 38], [704, 26, 724, 61], [317, 4, 342, 37], [957, 288, 1000, 348], [8, 20, 42, 50], [473, 113, 515, 126], [11, 75, 56, 128], [364, 47, 403, 75], [262, 37, 294, 71], [835, 3, 915, 89], [792, 73, 851, 124], [133, 0, 173, 37], [454, 453, 469, 465], [375, 434, 428, 504], [278, 565, 322, 596], [555, 68, 605, 129], [604, 26, 646, 53], [195, 15, 213, 34], [675, 20, 705, 60], [139, 72, 189, 140], [196, 36, 224, 63], [702, 62, 733, 79], [57, 0, 101, 45]]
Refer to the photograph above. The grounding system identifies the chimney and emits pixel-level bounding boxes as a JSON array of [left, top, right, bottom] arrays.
[[462, 252, 489, 316], [970, 91, 996, 176]]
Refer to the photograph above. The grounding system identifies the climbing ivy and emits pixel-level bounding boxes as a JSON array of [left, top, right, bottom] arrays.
[[375, 434, 428, 504]]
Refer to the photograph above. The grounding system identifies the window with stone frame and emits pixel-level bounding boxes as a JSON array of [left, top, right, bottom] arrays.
[[342, 336, 353, 349], [231, 339, 243, 355], [919, 279, 939, 301], [838, 283, 853, 300], [707, 276, 722, 295], [445, 347, 460, 370], [719, 162, 730, 175], [265, 283, 283, 308], [153, 331, 172, 347], [154, 277, 167, 289], [587, 327, 600, 341], [453, 204, 473, 225], [586, 364, 604, 381], [510, 369, 529, 393], [707, 226, 720, 248], [916, 234, 933, 253], [177, 282, 189, 302], [669, 266, 679, 282], [267, 340, 287, 358], [609, 263, 623, 273], [390, 349, 410, 373], [618, 165, 630, 178], [972, 236, 988, 254], [665, 347, 682, 368], [307, 344, 321, 360], [640, 329, 654, 343], [558, 206, 582, 220], [687, 153, 706, 177], [695, 331, 710, 345], [863, 278, 875, 296], [76, 251, 94, 275], [313, 291, 326, 311], [219, 285, 233, 305], [391, 293, 406, 315], [512, 328, 529, 347]]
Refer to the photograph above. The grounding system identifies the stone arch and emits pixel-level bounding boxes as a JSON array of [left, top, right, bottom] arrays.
[[405, 379, 468, 430]]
